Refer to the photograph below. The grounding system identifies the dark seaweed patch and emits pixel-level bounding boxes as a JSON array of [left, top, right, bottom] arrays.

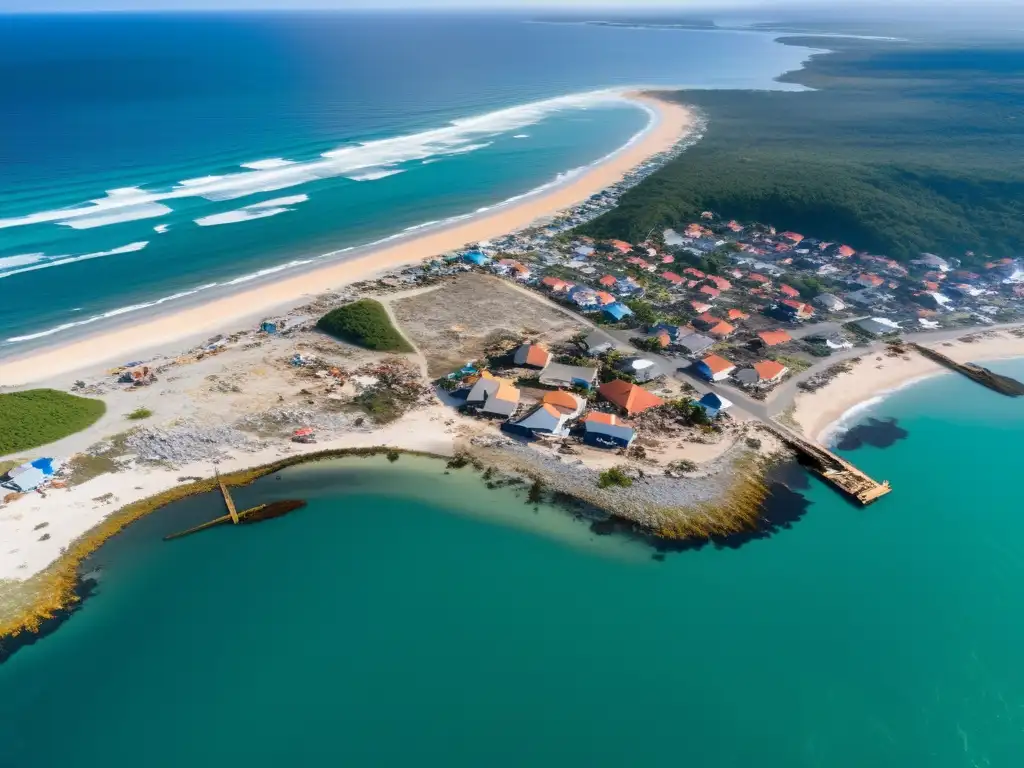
[[836, 417, 908, 451]]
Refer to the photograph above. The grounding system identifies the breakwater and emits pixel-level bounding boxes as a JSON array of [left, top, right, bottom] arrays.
[[909, 342, 1024, 396]]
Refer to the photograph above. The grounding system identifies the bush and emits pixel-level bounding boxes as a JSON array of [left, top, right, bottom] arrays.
[[126, 407, 152, 420], [316, 299, 413, 352], [745, 437, 763, 450], [668, 459, 698, 474], [598, 466, 634, 489], [0, 389, 106, 455]]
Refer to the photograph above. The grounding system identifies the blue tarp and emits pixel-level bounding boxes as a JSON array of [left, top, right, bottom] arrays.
[[603, 303, 634, 321], [29, 457, 56, 476]]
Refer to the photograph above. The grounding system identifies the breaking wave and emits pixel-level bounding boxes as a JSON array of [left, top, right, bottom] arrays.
[[0, 89, 633, 231], [194, 194, 310, 226], [0, 242, 148, 280], [346, 169, 405, 182]]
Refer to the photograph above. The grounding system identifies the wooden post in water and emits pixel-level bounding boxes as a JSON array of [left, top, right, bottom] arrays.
[[216, 468, 240, 525]]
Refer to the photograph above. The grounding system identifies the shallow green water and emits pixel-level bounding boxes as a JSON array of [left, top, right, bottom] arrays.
[[1, 362, 1023, 767]]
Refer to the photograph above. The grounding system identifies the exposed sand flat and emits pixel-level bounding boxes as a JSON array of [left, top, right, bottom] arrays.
[[0, 93, 696, 388], [791, 332, 1024, 442]]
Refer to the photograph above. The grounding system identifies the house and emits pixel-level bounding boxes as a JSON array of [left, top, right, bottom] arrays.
[[463, 251, 490, 266], [694, 354, 736, 382], [542, 390, 585, 418], [857, 273, 885, 289], [676, 332, 715, 357], [466, 372, 521, 417], [683, 267, 706, 279], [915, 252, 951, 272], [615, 277, 644, 297], [726, 308, 749, 322], [661, 271, 685, 286], [855, 317, 902, 336], [597, 379, 665, 415], [757, 329, 792, 347], [708, 276, 732, 291], [707, 321, 736, 339], [574, 245, 595, 258], [540, 276, 573, 293], [699, 285, 721, 299], [837, 245, 856, 258], [747, 273, 771, 286], [539, 362, 599, 390], [814, 293, 846, 312], [618, 357, 663, 383], [808, 333, 854, 351], [697, 392, 733, 418], [627, 256, 654, 271], [582, 331, 614, 356], [609, 239, 633, 254], [569, 286, 599, 308], [735, 360, 788, 388], [646, 328, 672, 349], [506, 404, 569, 436], [582, 412, 637, 449], [780, 232, 804, 244], [598, 274, 618, 288], [594, 290, 617, 306], [603, 302, 633, 322], [691, 300, 713, 314], [513, 343, 552, 369], [777, 299, 815, 321], [779, 284, 800, 299], [726, 220, 744, 233], [693, 312, 720, 331]]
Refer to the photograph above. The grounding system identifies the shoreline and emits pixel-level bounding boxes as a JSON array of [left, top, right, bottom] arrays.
[[790, 332, 1024, 443], [0, 91, 697, 388]]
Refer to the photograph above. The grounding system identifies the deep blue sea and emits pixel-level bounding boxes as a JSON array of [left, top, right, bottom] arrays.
[[1, 361, 1023, 767], [0, 13, 814, 348]]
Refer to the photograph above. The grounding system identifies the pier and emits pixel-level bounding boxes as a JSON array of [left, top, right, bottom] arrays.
[[767, 424, 892, 505], [908, 342, 1024, 396]]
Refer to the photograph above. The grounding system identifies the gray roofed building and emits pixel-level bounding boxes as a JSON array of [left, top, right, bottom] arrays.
[[855, 317, 901, 336], [583, 331, 614, 356], [676, 332, 715, 356], [466, 377, 499, 404], [618, 357, 664, 383], [814, 293, 846, 312], [734, 368, 760, 388], [509, 404, 568, 435], [539, 362, 599, 390]]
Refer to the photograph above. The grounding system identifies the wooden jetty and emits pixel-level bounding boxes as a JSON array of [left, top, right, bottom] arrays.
[[767, 424, 892, 505], [164, 470, 305, 541], [909, 342, 1024, 397]]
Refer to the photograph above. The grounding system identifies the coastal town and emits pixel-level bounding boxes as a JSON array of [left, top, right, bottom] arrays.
[[4, 95, 1024, 644]]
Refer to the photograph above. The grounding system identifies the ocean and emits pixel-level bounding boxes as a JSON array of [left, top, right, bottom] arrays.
[[1, 360, 1023, 767], [0, 13, 815, 349]]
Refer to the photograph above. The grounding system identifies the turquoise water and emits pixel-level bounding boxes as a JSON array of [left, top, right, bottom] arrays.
[[0, 13, 815, 348], [1, 361, 1023, 766]]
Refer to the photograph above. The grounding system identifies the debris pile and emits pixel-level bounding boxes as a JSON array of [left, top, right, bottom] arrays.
[[125, 422, 267, 464]]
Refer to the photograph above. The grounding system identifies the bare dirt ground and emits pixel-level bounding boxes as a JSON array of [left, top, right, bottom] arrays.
[[390, 274, 586, 378]]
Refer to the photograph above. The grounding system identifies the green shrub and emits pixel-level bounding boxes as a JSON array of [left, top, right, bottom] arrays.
[[598, 467, 634, 489], [0, 389, 106, 455], [316, 299, 413, 352], [126, 407, 152, 420]]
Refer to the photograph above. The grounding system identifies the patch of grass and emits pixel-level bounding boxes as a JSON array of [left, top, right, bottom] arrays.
[[316, 299, 413, 352], [597, 466, 634, 489], [126, 407, 152, 421], [65, 454, 119, 486], [0, 389, 106, 455]]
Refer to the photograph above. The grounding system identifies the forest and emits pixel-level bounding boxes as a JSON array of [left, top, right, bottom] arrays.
[[580, 37, 1024, 265]]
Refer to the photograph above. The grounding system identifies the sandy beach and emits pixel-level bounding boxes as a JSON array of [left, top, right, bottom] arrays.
[[790, 331, 1024, 441], [0, 92, 695, 389]]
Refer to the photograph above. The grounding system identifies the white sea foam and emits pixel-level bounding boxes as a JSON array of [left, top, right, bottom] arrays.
[[240, 158, 296, 170], [154, 224, 170, 234], [421, 159, 440, 165], [346, 169, 405, 182], [402, 219, 441, 233], [0, 89, 633, 231], [5, 282, 219, 343], [0, 253, 45, 270], [195, 207, 291, 227], [0, 242, 148, 280], [194, 194, 309, 226], [513, 134, 529, 139], [223, 259, 315, 286], [58, 202, 172, 230]]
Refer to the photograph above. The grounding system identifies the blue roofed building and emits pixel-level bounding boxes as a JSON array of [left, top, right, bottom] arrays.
[[462, 251, 490, 266], [696, 392, 733, 419], [603, 302, 634, 322], [582, 412, 636, 449]]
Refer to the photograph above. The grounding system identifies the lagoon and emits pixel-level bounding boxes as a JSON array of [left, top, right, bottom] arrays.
[[1, 362, 1024, 767]]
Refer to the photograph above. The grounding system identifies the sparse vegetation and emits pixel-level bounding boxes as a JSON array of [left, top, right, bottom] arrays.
[[316, 299, 413, 352], [598, 466, 634, 489], [667, 459, 698, 474], [126, 407, 153, 421], [0, 389, 106, 455]]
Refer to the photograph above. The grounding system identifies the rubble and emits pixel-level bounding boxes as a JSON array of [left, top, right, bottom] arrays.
[[125, 422, 267, 464]]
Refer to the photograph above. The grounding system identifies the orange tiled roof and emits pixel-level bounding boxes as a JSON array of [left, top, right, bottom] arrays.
[[700, 285, 721, 298], [727, 308, 749, 321], [599, 274, 617, 287], [754, 360, 787, 380], [701, 354, 735, 375], [758, 330, 792, 347], [583, 411, 618, 425], [779, 284, 800, 297], [598, 379, 664, 415], [708, 321, 735, 337], [524, 344, 550, 367]]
